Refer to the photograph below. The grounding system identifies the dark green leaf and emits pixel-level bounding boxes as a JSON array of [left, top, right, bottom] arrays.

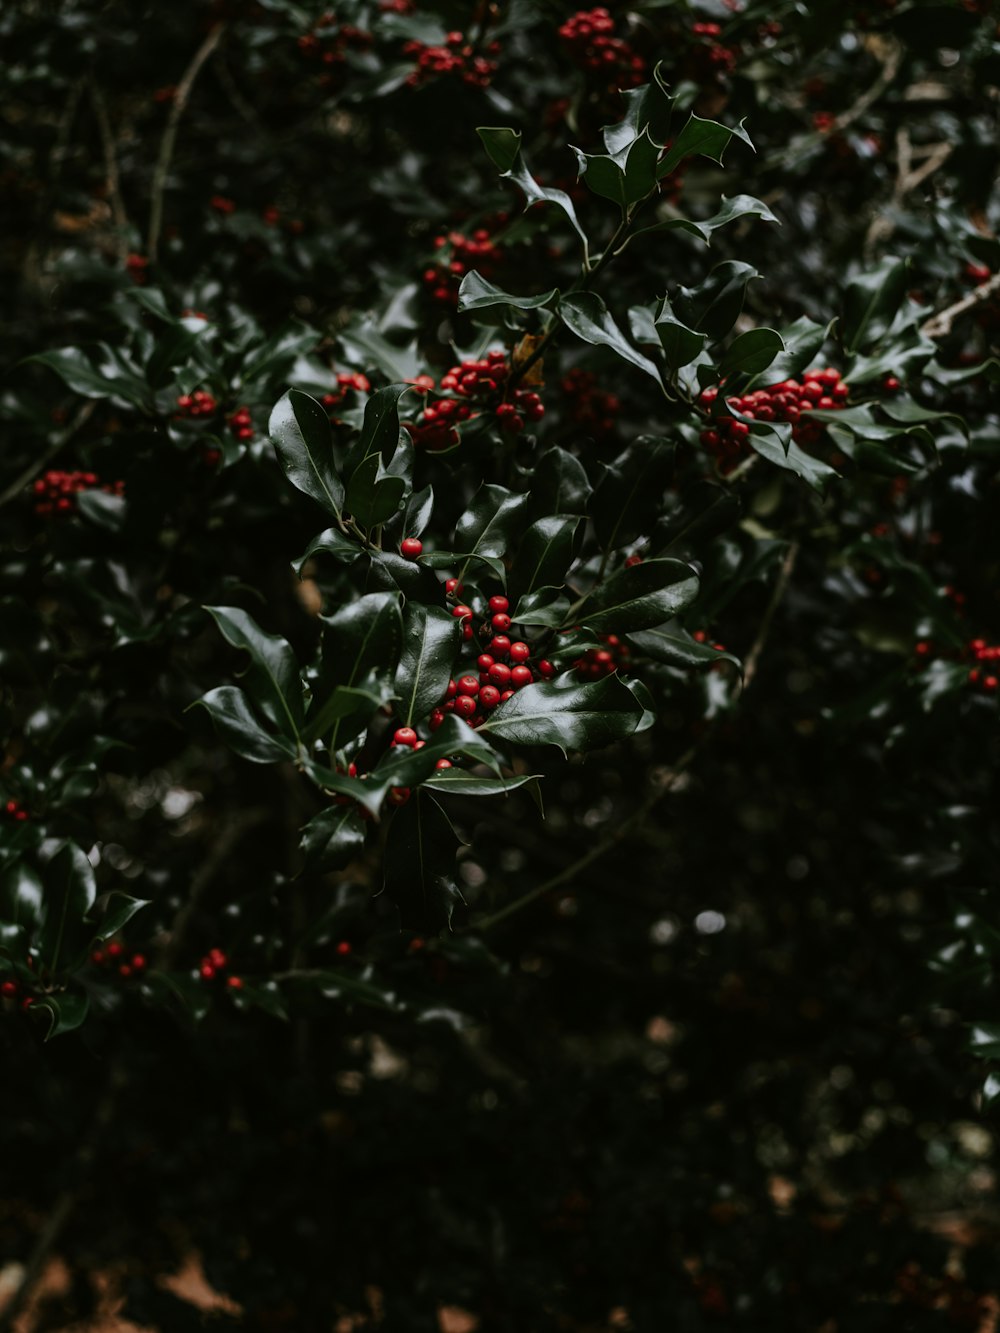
[[657, 112, 752, 177], [477, 125, 522, 173], [480, 676, 643, 755], [205, 606, 304, 738], [454, 484, 527, 568], [512, 586, 572, 628], [0, 863, 44, 931], [345, 384, 408, 474], [369, 715, 500, 804], [576, 559, 700, 633], [403, 485, 434, 538], [299, 805, 367, 874], [35, 990, 90, 1041], [654, 305, 707, 370], [457, 272, 558, 316], [292, 526, 361, 578], [87, 892, 150, 941], [529, 447, 592, 517], [38, 842, 97, 976], [560, 293, 662, 382], [383, 792, 464, 931], [424, 771, 543, 799], [345, 451, 406, 530], [589, 436, 675, 550], [394, 603, 462, 727], [748, 429, 837, 491], [75, 490, 126, 532], [190, 686, 298, 764], [673, 261, 759, 341], [269, 388, 345, 521], [631, 194, 780, 246], [508, 515, 581, 601], [719, 328, 784, 378], [24, 347, 150, 409], [841, 257, 909, 353], [628, 620, 742, 669]]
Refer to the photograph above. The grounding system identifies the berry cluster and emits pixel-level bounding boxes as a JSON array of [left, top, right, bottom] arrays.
[[322, 372, 372, 420], [964, 262, 992, 286], [966, 638, 1000, 692], [560, 368, 621, 437], [574, 634, 631, 680], [688, 20, 737, 77], [125, 252, 148, 284], [423, 227, 503, 305], [3, 799, 29, 823], [558, 8, 645, 88], [33, 470, 124, 516], [297, 14, 372, 66], [91, 940, 147, 980], [199, 946, 243, 989], [698, 367, 850, 471], [228, 406, 254, 442], [175, 389, 218, 419], [405, 353, 544, 450], [404, 33, 499, 88], [429, 592, 555, 731]]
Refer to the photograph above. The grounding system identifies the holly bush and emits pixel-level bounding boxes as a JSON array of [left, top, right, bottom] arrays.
[[2, 0, 1000, 1328]]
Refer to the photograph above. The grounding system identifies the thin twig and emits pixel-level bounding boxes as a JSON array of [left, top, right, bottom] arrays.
[[0, 401, 97, 513], [864, 128, 952, 259], [830, 37, 903, 136], [20, 77, 86, 295], [469, 746, 699, 932], [741, 541, 800, 692], [89, 81, 130, 264], [921, 271, 1000, 340], [147, 22, 227, 262]]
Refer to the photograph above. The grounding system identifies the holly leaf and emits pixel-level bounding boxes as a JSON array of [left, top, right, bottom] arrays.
[[394, 604, 462, 727], [719, 328, 784, 378], [204, 606, 305, 739], [38, 842, 97, 976], [560, 293, 663, 382], [508, 515, 581, 601], [269, 388, 345, 521], [575, 559, 700, 633], [589, 437, 675, 550], [841, 256, 909, 353], [299, 805, 367, 874], [657, 112, 753, 176], [383, 792, 464, 931], [191, 686, 299, 764], [480, 676, 643, 755], [457, 272, 559, 317], [628, 620, 741, 670]]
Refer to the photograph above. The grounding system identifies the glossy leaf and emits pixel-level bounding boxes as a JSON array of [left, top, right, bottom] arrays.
[[757, 316, 834, 383], [454, 484, 527, 565], [299, 805, 367, 874], [508, 515, 581, 601], [478, 126, 588, 248], [292, 526, 361, 578], [205, 606, 305, 738], [513, 586, 572, 628], [0, 863, 44, 931], [87, 892, 151, 941], [394, 603, 461, 727], [458, 272, 558, 316], [38, 842, 97, 975], [589, 436, 675, 550], [631, 194, 779, 246], [35, 990, 90, 1041], [480, 676, 643, 755], [383, 792, 464, 931], [841, 256, 909, 353], [190, 686, 298, 764], [269, 388, 345, 520], [657, 112, 752, 177], [576, 559, 700, 633], [673, 261, 759, 341], [719, 328, 784, 378], [560, 293, 662, 382], [369, 715, 500, 804], [528, 447, 591, 517], [628, 620, 742, 670], [345, 451, 406, 530]]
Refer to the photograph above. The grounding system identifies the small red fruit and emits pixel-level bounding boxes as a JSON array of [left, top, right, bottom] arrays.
[[454, 695, 477, 718], [491, 613, 512, 632], [336, 941, 352, 956], [510, 665, 533, 688], [488, 595, 509, 613], [1, 980, 18, 998], [401, 538, 423, 559], [393, 727, 418, 747], [227, 975, 245, 990], [479, 685, 501, 709], [457, 675, 480, 696], [434, 759, 453, 770], [509, 641, 530, 663]]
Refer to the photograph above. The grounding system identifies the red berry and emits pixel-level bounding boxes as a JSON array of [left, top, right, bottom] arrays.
[[444, 578, 462, 595], [434, 759, 453, 770], [477, 653, 495, 672], [537, 659, 555, 679], [491, 635, 511, 658], [336, 941, 352, 956], [401, 538, 423, 559], [392, 727, 418, 747], [107, 941, 124, 960], [985, 676, 999, 692], [457, 675, 480, 696], [131, 954, 147, 972], [91, 950, 106, 966], [209, 948, 227, 968], [479, 685, 501, 709], [200, 964, 216, 981], [491, 613, 512, 632], [454, 695, 477, 718], [451, 604, 473, 621], [488, 596, 509, 613], [1, 981, 17, 998], [488, 662, 511, 687], [227, 975, 244, 990], [510, 665, 533, 688], [508, 641, 530, 663]]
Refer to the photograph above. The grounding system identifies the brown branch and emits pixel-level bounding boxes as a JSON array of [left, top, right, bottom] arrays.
[[89, 81, 130, 264], [741, 541, 800, 693], [0, 401, 97, 513], [147, 22, 227, 262], [864, 128, 953, 258], [830, 37, 903, 136], [921, 271, 1000, 340]]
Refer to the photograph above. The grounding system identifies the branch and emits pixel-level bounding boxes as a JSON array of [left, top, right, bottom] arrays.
[[469, 745, 699, 932], [0, 401, 97, 513], [147, 22, 227, 262], [921, 271, 1000, 340], [830, 37, 903, 136], [740, 541, 800, 693], [864, 128, 952, 258], [89, 81, 130, 264]]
